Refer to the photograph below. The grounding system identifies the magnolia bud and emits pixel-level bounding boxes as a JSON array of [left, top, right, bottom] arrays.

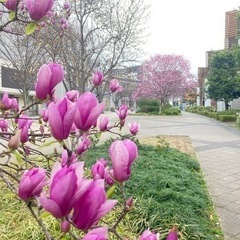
[[61, 220, 71, 232], [126, 197, 133, 209], [8, 131, 21, 150], [167, 225, 178, 240]]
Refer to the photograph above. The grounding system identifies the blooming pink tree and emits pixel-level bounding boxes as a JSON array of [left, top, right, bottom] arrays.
[[133, 54, 197, 112]]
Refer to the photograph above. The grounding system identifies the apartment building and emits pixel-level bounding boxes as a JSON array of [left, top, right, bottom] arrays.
[[224, 10, 238, 49]]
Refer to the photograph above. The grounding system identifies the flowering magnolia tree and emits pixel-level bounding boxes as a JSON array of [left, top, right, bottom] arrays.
[[0, 0, 178, 239], [0, 64, 177, 240], [133, 54, 197, 112]]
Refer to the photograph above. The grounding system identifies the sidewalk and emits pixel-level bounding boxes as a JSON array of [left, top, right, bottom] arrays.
[[120, 112, 240, 240]]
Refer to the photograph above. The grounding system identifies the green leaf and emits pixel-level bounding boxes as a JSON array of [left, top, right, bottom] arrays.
[[12, 150, 23, 164], [25, 23, 37, 35], [9, 11, 15, 20], [39, 211, 51, 219], [39, 140, 58, 148], [107, 185, 116, 199]]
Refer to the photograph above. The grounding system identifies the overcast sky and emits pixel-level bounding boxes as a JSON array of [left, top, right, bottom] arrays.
[[144, 0, 240, 74]]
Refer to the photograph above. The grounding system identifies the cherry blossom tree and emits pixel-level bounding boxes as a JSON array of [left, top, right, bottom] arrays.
[[134, 54, 197, 113]]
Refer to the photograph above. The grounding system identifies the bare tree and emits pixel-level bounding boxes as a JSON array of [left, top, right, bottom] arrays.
[[36, 0, 149, 94], [0, 31, 48, 107], [109, 66, 140, 109]]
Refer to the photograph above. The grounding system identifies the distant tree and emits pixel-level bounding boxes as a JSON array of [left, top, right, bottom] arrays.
[[133, 54, 196, 113], [109, 66, 139, 109], [0, 31, 47, 107], [36, 0, 149, 95], [184, 88, 197, 106], [207, 48, 240, 110]]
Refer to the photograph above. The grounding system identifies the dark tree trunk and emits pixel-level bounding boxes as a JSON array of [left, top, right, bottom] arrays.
[[225, 101, 229, 110]]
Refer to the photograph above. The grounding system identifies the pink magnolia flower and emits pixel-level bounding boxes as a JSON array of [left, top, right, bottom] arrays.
[[60, 220, 71, 233], [17, 114, 33, 143], [0, 92, 11, 110], [63, 2, 70, 9], [109, 140, 138, 182], [66, 90, 79, 102], [41, 109, 48, 122], [129, 122, 140, 135], [104, 167, 115, 186], [0, 92, 18, 111], [25, 0, 53, 21], [98, 115, 110, 131], [76, 135, 91, 155], [109, 79, 123, 93], [5, 0, 18, 11], [116, 105, 129, 120], [126, 197, 133, 209], [0, 119, 8, 131], [139, 229, 160, 240], [35, 63, 64, 100], [72, 179, 117, 231], [48, 97, 76, 140], [18, 167, 47, 201], [74, 92, 104, 131], [60, 150, 77, 167], [98, 158, 108, 167], [8, 130, 21, 150], [40, 162, 85, 218], [92, 71, 104, 87], [11, 98, 19, 112], [83, 227, 108, 240], [166, 226, 178, 240], [91, 160, 106, 180]]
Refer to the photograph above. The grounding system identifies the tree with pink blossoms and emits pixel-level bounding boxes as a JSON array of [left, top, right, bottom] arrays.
[[133, 54, 197, 113]]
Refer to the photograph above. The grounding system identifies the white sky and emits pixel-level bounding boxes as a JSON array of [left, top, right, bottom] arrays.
[[144, 0, 240, 74]]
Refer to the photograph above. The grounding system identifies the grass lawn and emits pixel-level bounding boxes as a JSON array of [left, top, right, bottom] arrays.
[[0, 142, 224, 239], [85, 142, 224, 240]]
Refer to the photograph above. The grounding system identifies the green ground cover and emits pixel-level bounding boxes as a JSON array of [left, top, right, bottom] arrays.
[[0, 142, 224, 239], [85, 143, 224, 240]]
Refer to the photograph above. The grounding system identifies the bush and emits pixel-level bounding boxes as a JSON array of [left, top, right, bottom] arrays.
[[218, 115, 237, 122], [207, 112, 218, 119], [162, 107, 181, 115], [137, 99, 160, 113], [186, 106, 215, 114], [161, 103, 173, 112]]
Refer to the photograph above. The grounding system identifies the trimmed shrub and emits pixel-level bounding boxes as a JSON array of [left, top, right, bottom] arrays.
[[236, 113, 240, 127], [218, 115, 237, 122], [137, 99, 160, 113], [207, 112, 218, 119], [162, 107, 181, 115]]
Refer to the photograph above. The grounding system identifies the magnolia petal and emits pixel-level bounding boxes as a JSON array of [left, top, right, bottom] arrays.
[[109, 141, 130, 181], [40, 195, 63, 218], [35, 64, 51, 100], [48, 102, 65, 140]]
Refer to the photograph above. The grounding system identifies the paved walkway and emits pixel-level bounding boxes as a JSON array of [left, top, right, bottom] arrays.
[[108, 111, 240, 240]]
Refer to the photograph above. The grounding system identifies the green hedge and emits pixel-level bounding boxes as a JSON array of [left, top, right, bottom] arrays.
[[162, 107, 181, 115], [218, 115, 237, 122], [207, 112, 218, 119], [137, 99, 160, 113]]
